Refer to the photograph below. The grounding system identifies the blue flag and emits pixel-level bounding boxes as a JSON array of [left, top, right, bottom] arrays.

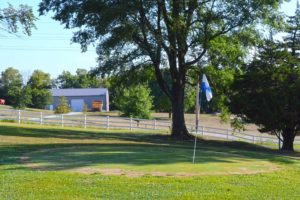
[[201, 74, 213, 102]]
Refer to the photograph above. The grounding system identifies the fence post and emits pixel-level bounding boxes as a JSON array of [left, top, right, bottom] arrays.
[[106, 116, 110, 130], [130, 117, 132, 131], [202, 126, 204, 136], [154, 119, 157, 130], [61, 114, 64, 128], [40, 112, 43, 125], [18, 110, 21, 125], [260, 135, 262, 143], [84, 114, 87, 129], [253, 135, 255, 144], [227, 128, 229, 140]]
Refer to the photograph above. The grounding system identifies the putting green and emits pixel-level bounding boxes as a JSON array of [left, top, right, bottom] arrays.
[[21, 145, 280, 177]]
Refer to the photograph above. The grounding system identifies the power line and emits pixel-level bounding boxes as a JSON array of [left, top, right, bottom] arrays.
[[0, 46, 95, 52]]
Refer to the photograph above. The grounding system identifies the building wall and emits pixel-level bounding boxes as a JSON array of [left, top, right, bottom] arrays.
[[52, 95, 108, 111]]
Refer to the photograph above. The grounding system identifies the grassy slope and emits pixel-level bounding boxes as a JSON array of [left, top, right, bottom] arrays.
[[1, 123, 300, 199]]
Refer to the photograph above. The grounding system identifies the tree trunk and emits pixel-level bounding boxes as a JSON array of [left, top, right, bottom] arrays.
[[171, 83, 190, 139], [281, 128, 296, 152]]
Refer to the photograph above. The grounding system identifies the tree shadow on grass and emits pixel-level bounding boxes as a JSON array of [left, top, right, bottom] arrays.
[[0, 125, 298, 172], [0, 142, 297, 173], [0, 124, 169, 144]]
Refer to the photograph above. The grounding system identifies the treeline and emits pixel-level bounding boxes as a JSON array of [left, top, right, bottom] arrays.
[[0, 66, 201, 116], [0, 68, 51, 109], [0, 64, 234, 118], [0, 68, 100, 109]]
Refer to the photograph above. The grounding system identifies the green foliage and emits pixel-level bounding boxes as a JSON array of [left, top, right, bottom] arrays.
[[0, 3, 36, 35], [0, 119, 16, 123], [284, 2, 300, 58], [0, 67, 23, 103], [82, 103, 88, 113], [0, 67, 31, 108], [229, 6, 300, 151], [56, 69, 100, 89], [54, 96, 70, 114], [40, 0, 284, 137], [230, 39, 300, 151], [116, 85, 153, 119], [7, 86, 31, 109], [27, 70, 52, 109], [184, 84, 196, 113], [202, 66, 236, 113], [100, 67, 173, 113], [230, 117, 246, 132]]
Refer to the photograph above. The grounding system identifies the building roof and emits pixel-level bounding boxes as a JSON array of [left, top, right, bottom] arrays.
[[51, 88, 108, 97]]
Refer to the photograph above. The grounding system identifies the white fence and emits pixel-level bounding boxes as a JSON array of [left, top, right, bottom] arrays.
[[192, 126, 300, 147], [0, 109, 172, 131], [1, 109, 300, 147]]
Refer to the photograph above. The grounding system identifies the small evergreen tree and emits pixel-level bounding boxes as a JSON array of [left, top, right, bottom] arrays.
[[116, 85, 153, 119], [83, 103, 89, 113], [55, 96, 71, 114]]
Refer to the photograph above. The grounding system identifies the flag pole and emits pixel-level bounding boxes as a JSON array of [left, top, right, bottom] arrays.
[[193, 75, 200, 164]]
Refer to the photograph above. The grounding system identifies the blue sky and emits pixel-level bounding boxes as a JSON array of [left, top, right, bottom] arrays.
[[0, 0, 298, 79]]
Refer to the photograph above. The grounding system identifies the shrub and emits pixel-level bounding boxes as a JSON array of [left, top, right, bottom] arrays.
[[83, 103, 89, 113], [116, 85, 153, 119], [55, 96, 71, 114]]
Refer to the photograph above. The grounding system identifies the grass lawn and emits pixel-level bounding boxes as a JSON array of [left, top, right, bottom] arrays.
[[1, 123, 300, 199]]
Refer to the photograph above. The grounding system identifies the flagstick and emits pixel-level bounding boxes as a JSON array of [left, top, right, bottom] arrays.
[[193, 74, 212, 164], [193, 75, 200, 164]]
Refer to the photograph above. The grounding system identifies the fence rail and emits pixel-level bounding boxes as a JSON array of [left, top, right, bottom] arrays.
[[1, 109, 300, 147]]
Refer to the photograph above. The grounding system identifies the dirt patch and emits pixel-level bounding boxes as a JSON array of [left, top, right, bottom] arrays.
[[69, 166, 281, 177]]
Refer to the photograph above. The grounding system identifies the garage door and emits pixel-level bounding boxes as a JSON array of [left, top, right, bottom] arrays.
[[71, 99, 84, 112]]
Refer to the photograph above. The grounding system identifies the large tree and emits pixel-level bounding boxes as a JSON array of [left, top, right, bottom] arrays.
[[230, 41, 300, 151], [230, 4, 300, 152], [40, 0, 284, 138], [0, 3, 36, 35]]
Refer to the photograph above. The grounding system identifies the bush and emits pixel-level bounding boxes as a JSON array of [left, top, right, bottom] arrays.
[[83, 103, 89, 113], [55, 96, 71, 114], [116, 85, 153, 119]]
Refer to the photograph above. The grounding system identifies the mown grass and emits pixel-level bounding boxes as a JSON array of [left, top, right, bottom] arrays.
[[1, 123, 300, 199]]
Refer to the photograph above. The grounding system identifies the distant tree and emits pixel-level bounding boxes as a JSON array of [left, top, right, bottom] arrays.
[[40, 0, 283, 138], [0, 67, 23, 103], [56, 69, 100, 88], [0, 4, 36, 35], [7, 86, 31, 109], [76, 68, 100, 88], [55, 96, 71, 114], [0, 67, 22, 100], [116, 85, 153, 119], [27, 70, 52, 109], [0, 67, 32, 108], [56, 71, 77, 88]]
